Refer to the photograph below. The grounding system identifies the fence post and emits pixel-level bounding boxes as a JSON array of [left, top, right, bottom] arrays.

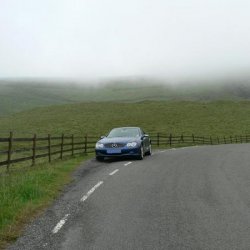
[[240, 135, 242, 143], [217, 137, 220, 144], [71, 134, 74, 156], [60, 133, 64, 159], [84, 135, 88, 154], [210, 136, 213, 145], [48, 134, 51, 163], [157, 133, 160, 147], [169, 134, 172, 147], [181, 134, 184, 143], [7, 132, 13, 171], [235, 136, 238, 143], [32, 134, 37, 166]]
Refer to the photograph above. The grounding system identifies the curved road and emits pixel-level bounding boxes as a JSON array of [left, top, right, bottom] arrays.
[[9, 144, 250, 250]]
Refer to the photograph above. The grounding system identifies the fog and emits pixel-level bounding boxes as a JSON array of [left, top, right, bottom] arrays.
[[0, 0, 250, 83]]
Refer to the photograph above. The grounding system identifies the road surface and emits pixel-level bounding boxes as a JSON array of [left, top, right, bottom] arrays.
[[8, 144, 250, 250]]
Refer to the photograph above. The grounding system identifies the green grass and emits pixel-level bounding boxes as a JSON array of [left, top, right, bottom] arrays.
[[1, 79, 250, 116], [1, 100, 250, 137], [0, 155, 91, 249]]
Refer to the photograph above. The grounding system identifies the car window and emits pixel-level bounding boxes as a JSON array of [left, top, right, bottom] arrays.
[[107, 128, 140, 138]]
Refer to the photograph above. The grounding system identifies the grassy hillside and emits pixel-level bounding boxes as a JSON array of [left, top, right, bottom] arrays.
[[1, 79, 250, 116], [0, 82, 75, 116], [0, 100, 250, 137]]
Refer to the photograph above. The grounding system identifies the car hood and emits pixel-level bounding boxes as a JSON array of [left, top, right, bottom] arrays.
[[98, 137, 140, 144]]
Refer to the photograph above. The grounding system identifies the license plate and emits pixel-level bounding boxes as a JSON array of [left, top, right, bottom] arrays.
[[107, 149, 121, 154]]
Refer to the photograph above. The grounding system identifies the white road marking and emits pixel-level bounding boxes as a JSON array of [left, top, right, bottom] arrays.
[[160, 150, 166, 153], [124, 162, 132, 166], [80, 181, 104, 202], [52, 214, 70, 234], [109, 169, 119, 176]]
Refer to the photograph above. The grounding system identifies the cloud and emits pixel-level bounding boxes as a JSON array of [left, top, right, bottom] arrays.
[[0, 0, 249, 81]]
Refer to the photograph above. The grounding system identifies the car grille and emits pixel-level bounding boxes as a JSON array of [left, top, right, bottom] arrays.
[[104, 143, 126, 148]]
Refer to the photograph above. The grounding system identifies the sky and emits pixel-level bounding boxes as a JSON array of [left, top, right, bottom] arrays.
[[0, 0, 250, 81]]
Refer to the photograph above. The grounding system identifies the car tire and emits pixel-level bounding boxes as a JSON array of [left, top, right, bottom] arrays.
[[96, 156, 104, 161], [145, 144, 152, 156], [137, 146, 144, 160]]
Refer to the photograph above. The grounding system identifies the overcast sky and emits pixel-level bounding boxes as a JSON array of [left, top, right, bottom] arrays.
[[0, 0, 250, 81]]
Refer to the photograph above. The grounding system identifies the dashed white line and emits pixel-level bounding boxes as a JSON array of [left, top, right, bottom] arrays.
[[124, 162, 132, 166], [52, 214, 70, 234], [52, 181, 104, 234], [109, 169, 119, 176], [80, 181, 104, 202]]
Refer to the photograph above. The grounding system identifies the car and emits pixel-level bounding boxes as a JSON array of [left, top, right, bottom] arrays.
[[95, 127, 152, 161]]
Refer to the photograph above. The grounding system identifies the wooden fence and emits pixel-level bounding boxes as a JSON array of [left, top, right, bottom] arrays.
[[150, 133, 250, 147], [0, 132, 250, 170], [0, 133, 99, 171]]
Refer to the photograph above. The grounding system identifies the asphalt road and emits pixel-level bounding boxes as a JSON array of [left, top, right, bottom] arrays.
[[8, 144, 250, 250]]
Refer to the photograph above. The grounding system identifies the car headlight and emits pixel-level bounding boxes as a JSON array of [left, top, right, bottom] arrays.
[[126, 142, 137, 148], [96, 143, 104, 149]]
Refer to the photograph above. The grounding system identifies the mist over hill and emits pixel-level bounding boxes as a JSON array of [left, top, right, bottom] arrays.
[[1, 78, 250, 116]]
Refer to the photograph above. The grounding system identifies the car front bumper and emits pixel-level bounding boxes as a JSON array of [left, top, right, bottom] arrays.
[[95, 147, 141, 157]]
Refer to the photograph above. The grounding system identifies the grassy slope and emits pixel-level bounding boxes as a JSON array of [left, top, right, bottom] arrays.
[[0, 100, 250, 137], [0, 83, 75, 116], [1, 79, 250, 116]]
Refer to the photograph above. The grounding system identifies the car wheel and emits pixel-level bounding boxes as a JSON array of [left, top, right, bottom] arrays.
[[145, 144, 152, 156], [137, 146, 144, 160], [96, 156, 104, 161]]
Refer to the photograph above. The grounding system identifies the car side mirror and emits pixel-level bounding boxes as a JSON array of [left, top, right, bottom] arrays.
[[141, 134, 149, 140], [100, 135, 106, 139]]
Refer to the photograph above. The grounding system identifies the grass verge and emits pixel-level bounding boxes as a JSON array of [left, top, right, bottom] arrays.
[[0, 154, 92, 249]]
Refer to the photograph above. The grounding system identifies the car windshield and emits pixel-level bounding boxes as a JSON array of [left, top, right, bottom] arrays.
[[107, 128, 140, 138]]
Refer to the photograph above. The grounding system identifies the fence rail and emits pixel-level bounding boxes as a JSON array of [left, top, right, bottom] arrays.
[[0, 133, 100, 171], [150, 133, 250, 147], [0, 132, 250, 171]]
